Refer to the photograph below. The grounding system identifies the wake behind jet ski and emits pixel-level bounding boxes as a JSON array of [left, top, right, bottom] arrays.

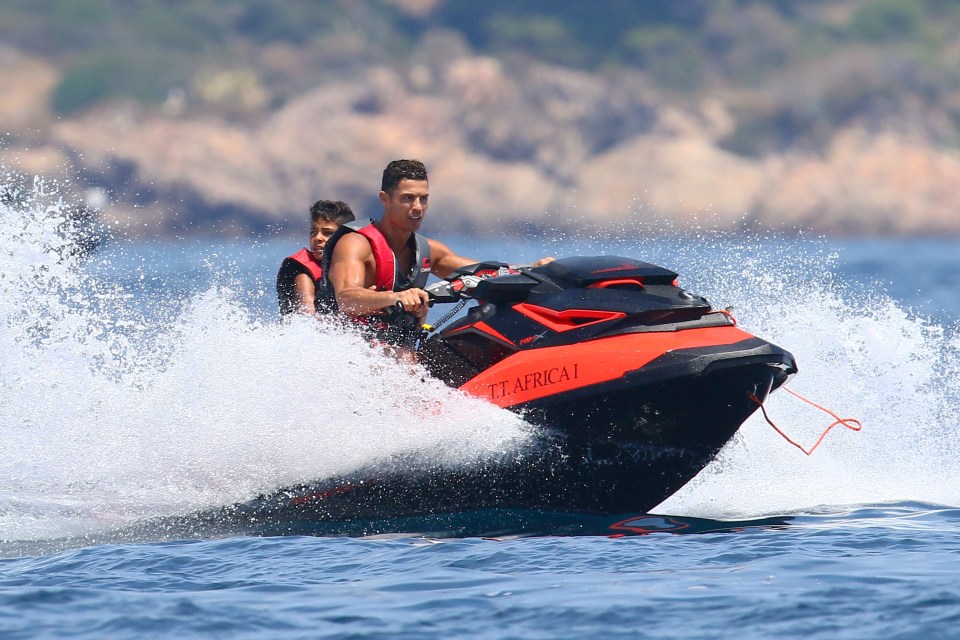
[[224, 256, 797, 537]]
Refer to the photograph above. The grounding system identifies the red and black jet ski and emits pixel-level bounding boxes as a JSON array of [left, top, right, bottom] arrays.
[[230, 256, 797, 537]]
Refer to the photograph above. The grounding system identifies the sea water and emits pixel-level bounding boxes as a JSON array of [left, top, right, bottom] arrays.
[[1, 178, 959, 638]]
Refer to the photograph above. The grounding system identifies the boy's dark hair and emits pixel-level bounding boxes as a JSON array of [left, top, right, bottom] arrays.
[[381, 159, 428, 193], [309, 200, 354, 225]]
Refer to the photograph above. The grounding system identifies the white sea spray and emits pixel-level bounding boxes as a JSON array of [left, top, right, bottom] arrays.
[[652, 233, 960, 518], [0, 174, 532, 542]]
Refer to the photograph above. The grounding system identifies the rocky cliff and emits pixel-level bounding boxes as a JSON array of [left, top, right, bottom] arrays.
[[3, 46, 960, 238]]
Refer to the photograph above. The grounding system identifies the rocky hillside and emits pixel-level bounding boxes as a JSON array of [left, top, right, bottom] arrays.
[[3, 2, 960, 238]]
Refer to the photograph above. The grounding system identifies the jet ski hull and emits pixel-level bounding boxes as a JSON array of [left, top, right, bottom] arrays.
[[232, 338, 793, 530]]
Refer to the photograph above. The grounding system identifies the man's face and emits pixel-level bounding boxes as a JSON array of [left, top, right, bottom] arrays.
[[309, 219, 340, 260], [381, 179, 429, 231]]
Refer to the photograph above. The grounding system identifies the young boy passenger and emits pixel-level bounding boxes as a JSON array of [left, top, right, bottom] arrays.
[[276, 200, 355, 315]]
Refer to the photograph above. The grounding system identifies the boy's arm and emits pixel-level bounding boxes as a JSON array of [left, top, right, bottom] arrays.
[[292, 273, 317, 314]]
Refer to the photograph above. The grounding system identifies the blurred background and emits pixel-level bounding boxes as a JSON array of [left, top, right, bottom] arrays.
[[2, 0, 960, 239]]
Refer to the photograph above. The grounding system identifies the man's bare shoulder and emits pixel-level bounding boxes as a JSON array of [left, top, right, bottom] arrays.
[[333, 232, 373, 259]]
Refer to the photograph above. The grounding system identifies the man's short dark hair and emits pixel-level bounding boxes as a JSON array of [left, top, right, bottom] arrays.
[[309, 200, 354, 225], [381, 159, 428, 193]]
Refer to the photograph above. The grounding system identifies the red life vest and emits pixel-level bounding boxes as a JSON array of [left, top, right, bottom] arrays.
[[318, 220, 432, 310], [276, 247, 324, 315], [354, 223, 432, 291], [287, 247, 323, 281]]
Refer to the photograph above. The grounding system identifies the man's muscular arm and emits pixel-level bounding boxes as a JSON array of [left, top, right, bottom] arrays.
[[428, 238, 479, 279], [427, 239, 554, 278]]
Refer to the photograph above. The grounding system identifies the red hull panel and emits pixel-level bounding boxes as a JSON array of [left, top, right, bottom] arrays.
[[460, 325, 758, 408]]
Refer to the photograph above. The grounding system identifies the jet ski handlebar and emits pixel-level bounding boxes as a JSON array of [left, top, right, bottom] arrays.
[[424, 261, 520, 304], [378, 262, 518, 343]]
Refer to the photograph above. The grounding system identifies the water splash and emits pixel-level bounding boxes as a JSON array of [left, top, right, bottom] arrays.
[[651, 232, 960, 518], [0, 176, 532, 543], [443, 222, 960, 518], [3, 175, 959, 542]]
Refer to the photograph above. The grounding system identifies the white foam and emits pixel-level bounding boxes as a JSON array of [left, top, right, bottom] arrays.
[[655, 236, 960, 518], [3, 174, 959, 539], [0, 176, 531, 541]]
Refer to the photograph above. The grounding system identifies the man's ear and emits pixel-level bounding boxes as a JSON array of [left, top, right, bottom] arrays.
[[379, 190, 388, 204]]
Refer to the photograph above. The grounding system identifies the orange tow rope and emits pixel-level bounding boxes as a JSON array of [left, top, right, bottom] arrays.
[[749, 387, 863, 456]]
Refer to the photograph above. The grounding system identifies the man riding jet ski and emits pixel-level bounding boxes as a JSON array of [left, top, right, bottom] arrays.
[[319, 159, 552, 355], [229, 251, 797, 535]]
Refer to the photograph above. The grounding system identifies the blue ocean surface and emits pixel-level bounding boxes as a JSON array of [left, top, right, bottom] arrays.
[[3, 507, 960, 639], [1, 185, 959, 638]]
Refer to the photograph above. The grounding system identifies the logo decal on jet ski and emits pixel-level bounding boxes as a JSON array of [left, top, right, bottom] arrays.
[[519, 330, 549, 346], [487, 363, 580, 400], [593, 262, 641, 274]]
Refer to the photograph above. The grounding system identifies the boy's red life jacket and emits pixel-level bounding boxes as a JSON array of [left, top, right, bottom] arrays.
[[276, 247, 324, 315]]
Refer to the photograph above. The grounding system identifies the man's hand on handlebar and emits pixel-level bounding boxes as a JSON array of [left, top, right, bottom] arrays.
[[389, 288, 430, 322]]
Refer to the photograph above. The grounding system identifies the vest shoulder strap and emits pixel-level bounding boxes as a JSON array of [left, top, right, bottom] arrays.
[[317, 219, 372, 313], [356, 224, 396, 291], [410, 233, 432, 290], [286, 247, 323, 281], [319, 219, 372, 289]]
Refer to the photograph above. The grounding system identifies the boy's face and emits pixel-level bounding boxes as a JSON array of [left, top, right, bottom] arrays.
[[310, 219, 340, 260]]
